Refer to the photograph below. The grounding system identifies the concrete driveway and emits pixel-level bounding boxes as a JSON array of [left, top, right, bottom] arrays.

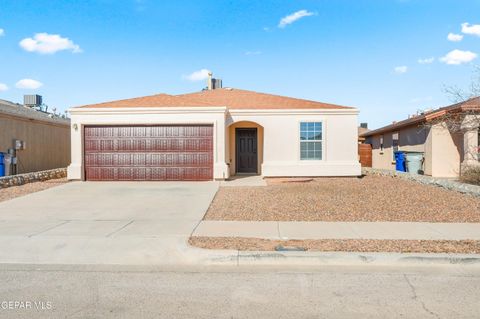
[[0, 181, 223, 265]]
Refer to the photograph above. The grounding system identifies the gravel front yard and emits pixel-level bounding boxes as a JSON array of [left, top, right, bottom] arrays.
[[205, 175, 480, 222], [189, 237, 480, 254], [0, 178, 68, 203]]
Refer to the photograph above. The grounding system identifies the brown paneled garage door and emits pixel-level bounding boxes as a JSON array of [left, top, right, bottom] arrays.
[[84, 125, 213, 181]]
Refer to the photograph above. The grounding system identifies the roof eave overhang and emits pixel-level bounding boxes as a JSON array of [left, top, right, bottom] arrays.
[[360, 117, 426, 137]]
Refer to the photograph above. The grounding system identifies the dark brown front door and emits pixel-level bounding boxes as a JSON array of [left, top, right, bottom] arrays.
[[236, 128, 257, 174], [84, 125, 213, 181]]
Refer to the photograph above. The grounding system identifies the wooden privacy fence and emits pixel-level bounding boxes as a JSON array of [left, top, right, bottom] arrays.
[[358, 143, 372, 167]]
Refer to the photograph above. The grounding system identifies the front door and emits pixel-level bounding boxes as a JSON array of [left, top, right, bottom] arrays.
[[236, 128, 257, 174]]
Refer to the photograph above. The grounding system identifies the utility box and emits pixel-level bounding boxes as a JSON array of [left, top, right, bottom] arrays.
[[14, 140, 23, 150]]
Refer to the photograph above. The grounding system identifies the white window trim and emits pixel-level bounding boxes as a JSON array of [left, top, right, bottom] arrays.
[[298, 120, 325, 161]]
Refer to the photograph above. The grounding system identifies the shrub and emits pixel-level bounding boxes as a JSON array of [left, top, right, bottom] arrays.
[[460, 165, 480, 186]]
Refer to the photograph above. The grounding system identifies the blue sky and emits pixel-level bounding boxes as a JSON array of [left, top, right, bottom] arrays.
[[0, 0, 479, 128]]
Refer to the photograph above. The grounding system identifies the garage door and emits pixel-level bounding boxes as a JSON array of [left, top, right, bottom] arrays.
[[84, 125, 213, 181]]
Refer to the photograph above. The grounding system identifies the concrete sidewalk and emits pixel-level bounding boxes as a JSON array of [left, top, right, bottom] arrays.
[[193, 221, 480, 240]]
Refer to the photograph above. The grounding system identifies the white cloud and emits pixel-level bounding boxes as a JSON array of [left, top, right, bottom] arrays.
[[278, 10, 315, 28], [183, 69, 211, 81], [447, 33, 463, 42], [440, 49, 477, 65], [15, 79, 43, 89], [461, 22, 480, 36], [394, 66, 408, 74], [418, 57, 434, 64], [0, 29, 4, 37], [245, 51, 262, 56], [19, 33, 82, 54], [0, 83, 8, 91]]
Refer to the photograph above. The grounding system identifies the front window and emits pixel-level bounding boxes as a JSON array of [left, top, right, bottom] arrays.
[[300, 122, 322, 160], [392, 132, 399, 161]]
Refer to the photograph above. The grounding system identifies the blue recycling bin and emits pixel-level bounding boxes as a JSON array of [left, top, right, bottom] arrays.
[[0, 153, 4, 177], [394, 151, 406, 172]]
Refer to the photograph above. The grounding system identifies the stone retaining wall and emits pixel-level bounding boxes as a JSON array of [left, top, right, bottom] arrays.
[[362, 167, 480, 198], [0, 168, 67, 189]]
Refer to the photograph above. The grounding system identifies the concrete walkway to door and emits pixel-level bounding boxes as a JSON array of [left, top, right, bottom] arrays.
[[0, 181, 233, 265]]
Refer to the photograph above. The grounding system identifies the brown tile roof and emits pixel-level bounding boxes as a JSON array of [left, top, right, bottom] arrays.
[[361, 97, 480, 137], [76, 88, 354, 110], [76, 93, 217, 108], [177, 88, 353, 109]]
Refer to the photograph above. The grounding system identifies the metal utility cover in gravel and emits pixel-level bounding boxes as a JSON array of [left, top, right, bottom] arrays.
[[204, 175, 480, 222], [189, 237, 480, 254]]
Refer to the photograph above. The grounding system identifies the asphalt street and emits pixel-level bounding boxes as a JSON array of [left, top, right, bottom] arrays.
[[0, 264, 478, 318]]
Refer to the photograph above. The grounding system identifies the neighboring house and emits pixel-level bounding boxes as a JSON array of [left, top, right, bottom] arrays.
[[67, 86, 360, 181], [361, 98, 480, 178], [0, 97, 70, 175]]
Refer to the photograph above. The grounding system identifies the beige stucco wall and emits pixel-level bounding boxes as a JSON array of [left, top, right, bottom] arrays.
[[68, 106, 361, 180], [228, 109, 361, 177], [370, 134, 394, 170], [462, 115, 480, 167], [0, 114, 70, 174], [227, 121, 264, 175], [431, 125, 462, 177], [423, 127, 433, 176]]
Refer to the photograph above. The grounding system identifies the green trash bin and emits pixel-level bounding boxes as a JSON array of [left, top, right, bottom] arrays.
[[405, 152, 424, 174]]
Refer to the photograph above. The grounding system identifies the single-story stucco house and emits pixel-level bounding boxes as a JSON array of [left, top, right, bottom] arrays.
[[361, 97, 480, 178], [67, 86, 360, 181]]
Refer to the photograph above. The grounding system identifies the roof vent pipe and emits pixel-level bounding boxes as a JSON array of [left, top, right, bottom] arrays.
[[207, 72, 213, 90]]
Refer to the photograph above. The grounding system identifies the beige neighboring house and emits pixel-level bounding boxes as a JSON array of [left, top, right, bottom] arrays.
[[0, 97, 70, 175], [361, 97, 480, 178], [67, 85, 361, 181]]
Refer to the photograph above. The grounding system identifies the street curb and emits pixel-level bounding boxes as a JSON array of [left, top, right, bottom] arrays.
[[193, 249, 480, 267]]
